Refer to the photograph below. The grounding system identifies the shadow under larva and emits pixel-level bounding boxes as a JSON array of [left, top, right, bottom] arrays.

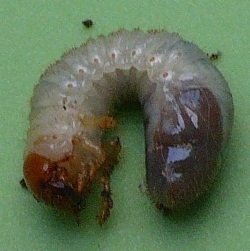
[[21, 29, 234, 225]]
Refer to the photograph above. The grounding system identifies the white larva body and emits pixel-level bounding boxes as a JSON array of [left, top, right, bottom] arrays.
[[23, 29, 233, 222], [26, 30, 232, 160]]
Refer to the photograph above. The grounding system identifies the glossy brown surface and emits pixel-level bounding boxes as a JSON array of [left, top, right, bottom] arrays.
[[24, 153, 85, 214], [145, 87, 223, 209]]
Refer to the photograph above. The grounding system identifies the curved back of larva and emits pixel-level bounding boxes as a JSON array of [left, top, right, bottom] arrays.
[[26, 30, 233, 210], [26, 30, 185, 160]]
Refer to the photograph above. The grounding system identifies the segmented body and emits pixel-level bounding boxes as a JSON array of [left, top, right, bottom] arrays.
[[23, 29, 233, 224]]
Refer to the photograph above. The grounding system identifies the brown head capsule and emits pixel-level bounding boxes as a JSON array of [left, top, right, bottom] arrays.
[[24, 153, 85, 214]]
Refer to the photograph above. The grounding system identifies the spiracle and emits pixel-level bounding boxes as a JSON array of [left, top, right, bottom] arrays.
[[22, 29, 234, 224]]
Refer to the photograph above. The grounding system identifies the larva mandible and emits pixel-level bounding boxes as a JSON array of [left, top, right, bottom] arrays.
[[23, 29, 233, 224]]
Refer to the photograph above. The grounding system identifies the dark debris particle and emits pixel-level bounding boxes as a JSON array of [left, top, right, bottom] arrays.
[[82, 19, 93, 28], [207, 51, 221, 61], [20, 178, 27, 189]]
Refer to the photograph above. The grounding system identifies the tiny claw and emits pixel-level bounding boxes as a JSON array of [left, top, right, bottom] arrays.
[[20, 178, 27, 189], [156, 202, 172, 216], [75, 214, 81, 226], [98, 206, 111, 225]]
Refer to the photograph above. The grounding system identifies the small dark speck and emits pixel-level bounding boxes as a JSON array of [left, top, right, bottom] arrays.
[[207, 51, 221, 61], [82, 19, 93, 28], [20, 178, 27, 189]]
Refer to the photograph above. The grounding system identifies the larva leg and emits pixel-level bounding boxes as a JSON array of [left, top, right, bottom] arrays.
[[99, 172, 113, 225], [98, 137, 121, 224], [101, 137, 121, 168], [79, 115, 117, 130]]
